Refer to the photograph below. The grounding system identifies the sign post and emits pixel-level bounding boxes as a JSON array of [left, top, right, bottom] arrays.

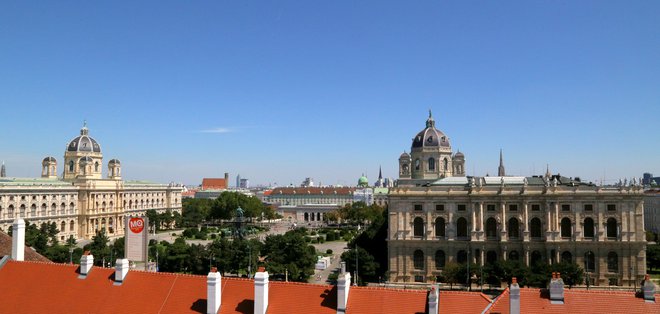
[[125, 216, 149, 270]]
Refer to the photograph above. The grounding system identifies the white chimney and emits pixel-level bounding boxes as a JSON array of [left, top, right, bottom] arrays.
[[11, 218, 25, 261], [509, 277, 521, 314], [549, 272, 564, 304], [207, 267, 222, 314], [79, 251, 94, 278], [337, 262, 351, 314], [254, 269, 269, 314], [114, 258, 129, 284], [428, 285, 439, 314]]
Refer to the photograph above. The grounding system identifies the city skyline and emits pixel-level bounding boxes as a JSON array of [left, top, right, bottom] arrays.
[[1, 1, 658, 186]]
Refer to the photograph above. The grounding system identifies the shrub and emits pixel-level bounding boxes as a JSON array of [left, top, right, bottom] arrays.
[[326, 249, 333, 255]]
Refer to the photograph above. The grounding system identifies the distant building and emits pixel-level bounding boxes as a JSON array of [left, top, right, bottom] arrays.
[[201, 173, 229, 190], [301, 177, 314, 187], [277, 204, 341, 223], [239, 178, 249, 189], [266, 187, 355, 206], [0, 161, 5, 177], [236, 174, 241, 188], [353, 188, 373, 205]]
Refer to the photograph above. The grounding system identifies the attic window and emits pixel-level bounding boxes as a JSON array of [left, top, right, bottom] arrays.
[[427, 136, 433, 142]]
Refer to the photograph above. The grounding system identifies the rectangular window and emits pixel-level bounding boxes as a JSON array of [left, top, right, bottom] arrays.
[[531, 204, 540, 211], [584, 204, 593, 212], [561, 204, 571, 212], [487, 204, 496, 211], [509, 204, 518, 211], [414, 204, 423, 211], [607, 204, 616, 211], [457, 204, 466, 211], [414, 275, 424, 283], [435, 204, 444, 211]]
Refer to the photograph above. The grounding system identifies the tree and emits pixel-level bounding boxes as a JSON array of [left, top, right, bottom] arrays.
[[442, 262, 462, 289], [351, 207, 389, 281], [261, 229, 316, 282], [210, 191, 275, 221], [648, 244, 660, 271], [340, 247, 379, 285], [84, 230, 111, 266], [182, 198, 212, 226], [146, 209, 161, 232]]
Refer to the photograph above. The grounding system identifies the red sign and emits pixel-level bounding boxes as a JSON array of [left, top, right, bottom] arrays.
[[129, 218, 145, 234]]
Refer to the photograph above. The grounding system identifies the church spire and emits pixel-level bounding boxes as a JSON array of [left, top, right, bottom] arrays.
[[1, 161, 5, 177], [545, 164, 551, 178], [498, 149, 506, 176], [378, 165, 383, 180]]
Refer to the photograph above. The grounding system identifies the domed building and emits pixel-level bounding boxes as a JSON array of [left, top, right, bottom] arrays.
[[0, 123, 183, 241], [398, 111, 465, 186]]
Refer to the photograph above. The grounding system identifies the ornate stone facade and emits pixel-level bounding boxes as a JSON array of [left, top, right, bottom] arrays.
[[0, 124, 182, 240]]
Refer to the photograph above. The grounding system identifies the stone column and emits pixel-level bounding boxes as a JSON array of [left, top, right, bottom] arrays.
[[523, 202, 530, 241], [479, 202, 484, 231]]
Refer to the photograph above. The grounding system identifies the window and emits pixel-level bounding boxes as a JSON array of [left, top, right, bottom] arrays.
[[70, 220, 75, 232], [509, 250, 519, 261], [487, 204, 496, 211], [584, 251, 595, 272], [508, 218, 520, 239], [457, 204, 466, 211], [531, 204, 541, 211], [435, 250, 446, 269], [607, 252, 618, 272], [486, 218, 498, 239], [457, 250, 467, 264], [60, 221, 65, 232], [69, 160, 74, 172], [443, 158, 448, 171], [434, 217, 445, 237], [415, 159, 420, 170], [509, 204, 518, 211], [413, 217, 424, 237], [561, 204, 571, 211], [561, 251, 572, 263], [413, 250, 424, 270], [531, 251, 543, 266], [414, 204, 423, 211], [486, 251, 497, 265], [530, 218, 542, 238], [414, 275, 424, 283], [560, 218, 572, 238], [607, 218, 618, 238], [583, 218, 595, 238], [607, 204, 616, 212], [584, 204, 593, 212], [428, 158, 435, 171], [435, 204, 444, 211], [456, 217, 468, 238]]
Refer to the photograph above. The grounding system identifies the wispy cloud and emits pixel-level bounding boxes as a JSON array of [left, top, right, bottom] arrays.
[[199, 127, 233, 134]]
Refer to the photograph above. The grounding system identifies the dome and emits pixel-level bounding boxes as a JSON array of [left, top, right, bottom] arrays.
[[411, 111, 450, 148], [358, 175, 369, 186], [42, 156, 57, 164], [67, 123, 101, 153], [399, 151, 411, 159], [454, 151, 464, 158], [108, 159, 121, 165]]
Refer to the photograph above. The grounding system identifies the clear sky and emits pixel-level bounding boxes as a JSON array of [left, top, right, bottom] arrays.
[[1, 1, 658, 186]]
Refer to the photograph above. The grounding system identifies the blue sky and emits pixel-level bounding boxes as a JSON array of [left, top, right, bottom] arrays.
[[0, 1, 658, 186]]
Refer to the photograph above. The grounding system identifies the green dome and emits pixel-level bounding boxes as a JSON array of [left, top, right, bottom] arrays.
[[358, 175, 369, 186]]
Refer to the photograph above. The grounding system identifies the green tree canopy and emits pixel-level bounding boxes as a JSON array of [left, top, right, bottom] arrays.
[[261, 229, 316, 282]]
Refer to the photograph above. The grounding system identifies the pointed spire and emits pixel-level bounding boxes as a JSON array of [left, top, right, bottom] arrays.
[[378, 166, 383, 180], [498, 149, 506, 176], [545, 164, 551, 178]]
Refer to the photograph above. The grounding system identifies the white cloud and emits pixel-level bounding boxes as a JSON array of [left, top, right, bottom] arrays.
[[199, 128, 233, 134]]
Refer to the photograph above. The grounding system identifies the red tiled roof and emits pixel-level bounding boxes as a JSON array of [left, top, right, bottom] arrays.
[[488, 287, 660, 314], [0, 232, 51, 262], [262, 190, 273, 196], [202, 178, 227, 190], [270, 187, 356, 196]]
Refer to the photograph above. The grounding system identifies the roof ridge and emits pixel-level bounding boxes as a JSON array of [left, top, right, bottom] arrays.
[[270, 281, 333, 288]]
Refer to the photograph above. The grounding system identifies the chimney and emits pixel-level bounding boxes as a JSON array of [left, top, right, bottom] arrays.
[[114, 258, 129, 284], [207, 267, 222, 314], [254, 268, 269, 314], [224, 172, 229, 187], [509, 277, 521, 314], [79, 251, 94, 278], [337, 262, 351, 314], [642, 274, 656, 303], [549, 272, 564, 304], [11, 218, 25, 261], [428, 284, 439, 314]]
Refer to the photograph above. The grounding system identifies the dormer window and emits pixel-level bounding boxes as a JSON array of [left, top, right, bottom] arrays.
[[427, 136, 433, 142]]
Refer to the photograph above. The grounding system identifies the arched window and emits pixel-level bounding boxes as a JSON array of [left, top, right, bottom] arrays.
[[486, 217, 498, 239], [69, 160, 74, 172], [560, 217, 572, 238], [413, 250, 424, 270], [457, 250, 467, 264], [508, 218, 520, 239], [486, 251, 497, 264], [435, 217, 445, 237], [428, 158, 435, 171], [415, 159, 420, 170], [19, 204, 26, 217], [8, 205, 14, 218], [585, 251, 595, 272], [607, 218, 618, 238], [456, 217, 468, 238], [41, 204, 47, 216], [583, 217, 595, 238], [509, 250, 519, 261], [70, 220, 75, 232], [531, 250, 543, 266], [69, 202, 75, 214], [607, 251, 618, 272], [94, 161, 99, 172], [435, 250, 446, 269], [30, 204, 36, 217], [413, 217, 424, 237], [530, 218, 542, 238], [60, 221, 65, 232], [443, 158, 448, 171], [561, 251, 572, 263], [51, 203, 56, 215], [60, 203, 66, 215]]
